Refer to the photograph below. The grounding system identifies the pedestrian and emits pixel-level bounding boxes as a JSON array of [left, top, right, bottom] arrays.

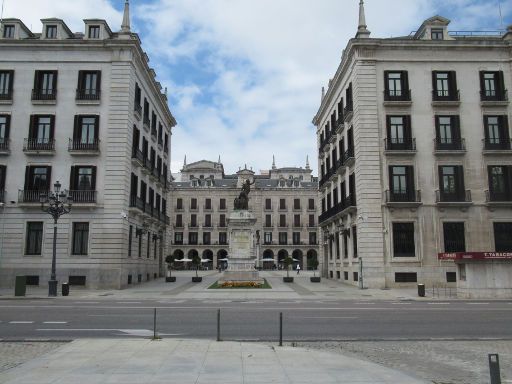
[[296, 264, 300, 275]]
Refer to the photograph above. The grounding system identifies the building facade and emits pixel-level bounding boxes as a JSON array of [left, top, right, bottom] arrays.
[[169, 158, 319, 270], [0, 3, 176, 289], [314, 2, 512, 288]]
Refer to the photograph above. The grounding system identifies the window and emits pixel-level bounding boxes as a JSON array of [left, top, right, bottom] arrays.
[[265, 198, 272, 210], [3, 25, 14, 38], [480, 71, 506, 101], [395, 272, 417, 283], [432, 71, 458, 100], [393, 222, 415, 257], [151, 111, 157, 136], [293, 199, 301, 210], [279, 214, 286, 227], [138, 231, 142, 258], [343, 231, 348, 259], [435, 116, 462, 150], [176, 198, 183, 210], [26, 276, 40, 286], [45, 25, 57, 38], [0, 71, 13, 99], [443, 222, 465, 252], [72, 222, 89, 255], [431, 28, 444, 40], [279, 198, 286, 210], [189, 232, 198, 245], [353, 272, 359, 281], [175, 214, 183, 227], [488, 166, 512, 201], [88, 25, 100, 38], [203, 232, 211, 245], [134, 83, 142, 112], [336, 271, 341, 279], [77, 71, 101, 100], [292, 232, 300, 245], [344, 271, 348, 280], [174, 232, 183, 245], [68, 276, 86, 286], [72, 115, 99, 150], [190, 214, 197, 227], [439, 165, 465, 202], [164, 133, 169, 153], [27, 115, 55, 150], [204, 214, 212, 227], [446, 272, 457, 283], [484, 116, 510, 150], [219, 214, 226, 228], [219, 198, 226, 210], [308, 214, 315, 227], [264, 232, 272, 245], [128, 225, 132, 257], [219, 232, 227, 245], [158, 123, 163, 144], [143, 98, 150, 125], [191, 198, 197, 210], [386, 116, 412, 150], [0, 165, 6, 199], [353, 226, 358, 258], [69, 166, 96, 202], [24, 166, 51, 195], [389, 166, 415, 202], [205, 198, 212, 210], [265, 214, 272, 227], [33, 71, 57, 100], [147, 233, 150, 258], [25, 222, 43, 255], [279, 232, 287, 245], [293, 214, 301, 227], [0, 115, 10, 148], [384, 71, 409, 101], [309, 232, 317, 245], [308, 198, 315, 210], [494, 223, 512, 251]]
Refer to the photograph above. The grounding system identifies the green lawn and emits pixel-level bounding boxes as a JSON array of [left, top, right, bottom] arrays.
[[208, 279, 272, 289]]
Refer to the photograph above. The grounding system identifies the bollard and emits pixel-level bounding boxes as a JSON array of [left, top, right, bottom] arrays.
[[153, 308, 157, 339], [489, 354, 501, 384], [217, 309, 221, 341], [279, 312, 283, 347]]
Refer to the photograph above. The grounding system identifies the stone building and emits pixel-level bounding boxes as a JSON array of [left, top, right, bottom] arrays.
[[0, 2, 176, 289], [169, 158, 319, 270], [314, 1, 512, 288]]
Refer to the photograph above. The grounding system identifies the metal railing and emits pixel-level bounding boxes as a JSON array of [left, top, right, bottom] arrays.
[[69, 138, 99, 151], [134, 104, 142, 116], [0, 190, 4, 203], [0, 90, 13, 100], [69, 190, 97, 203], [485, 190, 512, 202], [18, 189, 49, 203], [343, 102, 353, 118], [385, 138, 416, 151], [384, 89, 411, 102], [76, 89, 101, 100], [0, 139, 10, 151], [23, 138, 55, 151], [386, 189, 421, 203], [131, 147, 144, 163], [342, 147, 355, 164], [32, 89, 57, 101], [436, 189, 472, 203], [480, 89, 508, 102], [434, 137, 465, 151], [432, 89, 460, 102], [483, 138, 511, 150]]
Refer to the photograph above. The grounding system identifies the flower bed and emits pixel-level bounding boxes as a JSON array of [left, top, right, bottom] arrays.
[[208, 279, 272, 289]]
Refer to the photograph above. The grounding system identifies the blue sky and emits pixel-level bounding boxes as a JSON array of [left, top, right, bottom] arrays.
[[4, 0, 511, 174]]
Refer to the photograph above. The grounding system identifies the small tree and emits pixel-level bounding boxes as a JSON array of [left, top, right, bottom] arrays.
[[165, 254, 175, 277], [283, 256, 293, 278], [191, 253, 201, 278], [308, 257, 319, 277]]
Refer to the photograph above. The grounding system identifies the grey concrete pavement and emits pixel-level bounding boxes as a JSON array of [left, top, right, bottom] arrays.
[[0, 339, 428, 384]]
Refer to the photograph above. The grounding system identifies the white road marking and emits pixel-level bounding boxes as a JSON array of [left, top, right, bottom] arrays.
[[391, 302, 411, 305], [297, 316, 358, 319], [116, 302, 141, 304], [355, 302, 375, 305], [36, 328, 185, 337], [74, 301, 100, 304], [9, 321, 34, 324], [467, 303, 489, 305], [43, 321, 67, 324], [428, 302, 450, 305]]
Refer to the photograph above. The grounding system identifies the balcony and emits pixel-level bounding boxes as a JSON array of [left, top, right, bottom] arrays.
[[293, 223, 302, 228], [383, 89, 412, 105], [335, 118, 344, 134], [76, 89, 101, 104], [129, 195, 145, 212], [342, 147, 355, 167], [18, 189, 49, 204], [483, 138, 512, 155], [432, 90, 460, 107], [189, 224, 199, 229], [23, 138, 55, 154], [0, 190, 4, 203], [384, 138, 416, 154], [151, 127, 157, 141], [485, 190, 512, 206], [343, 102, 353, 122], [131, 147, 144, 167], [0, 139, 10, 155], [134, 104, 142, 120], [436, 190, 472, 206], [174, 223, 184, 229], [434, 138, 466, 154], [69, 190, 97, 204], [68, 138, 100, 155], [0, 90, 13, 104], [143, 116, 150, 132], [32, 89, 56, 104], [480, 89, 508, 106], [385, 190, 422, 208]]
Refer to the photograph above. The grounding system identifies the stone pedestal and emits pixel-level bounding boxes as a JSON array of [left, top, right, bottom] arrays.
[[220, 210, 263, 283]]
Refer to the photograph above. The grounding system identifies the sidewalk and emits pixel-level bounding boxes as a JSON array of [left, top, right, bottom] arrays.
[[0, 339, 428, 383], [0, 270, 434, 301]]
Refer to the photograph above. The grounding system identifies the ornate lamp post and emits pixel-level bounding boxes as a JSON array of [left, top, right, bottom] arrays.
[[40, 181, 72, 297]]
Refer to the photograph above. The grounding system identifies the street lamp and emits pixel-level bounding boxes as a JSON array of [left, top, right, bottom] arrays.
[[40, 181, 72, 297]]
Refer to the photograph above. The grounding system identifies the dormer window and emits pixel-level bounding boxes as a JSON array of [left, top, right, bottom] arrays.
[[88, 26, 100, 39], [45, 25, 57, 39], [3, 25, 15, 38], [431, 28, 444, 40]]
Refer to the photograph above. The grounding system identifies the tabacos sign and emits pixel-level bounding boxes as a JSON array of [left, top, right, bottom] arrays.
[[438, 252, 512, 260]]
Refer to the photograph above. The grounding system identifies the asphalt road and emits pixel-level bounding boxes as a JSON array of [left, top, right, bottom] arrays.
[[1, 298, 512, 341]]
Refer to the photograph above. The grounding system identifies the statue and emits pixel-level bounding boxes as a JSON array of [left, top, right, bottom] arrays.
[[234, 179, 255, 210]]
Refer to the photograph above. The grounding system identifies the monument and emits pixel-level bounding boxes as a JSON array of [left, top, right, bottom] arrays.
[[220, 179, 264, 283]]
